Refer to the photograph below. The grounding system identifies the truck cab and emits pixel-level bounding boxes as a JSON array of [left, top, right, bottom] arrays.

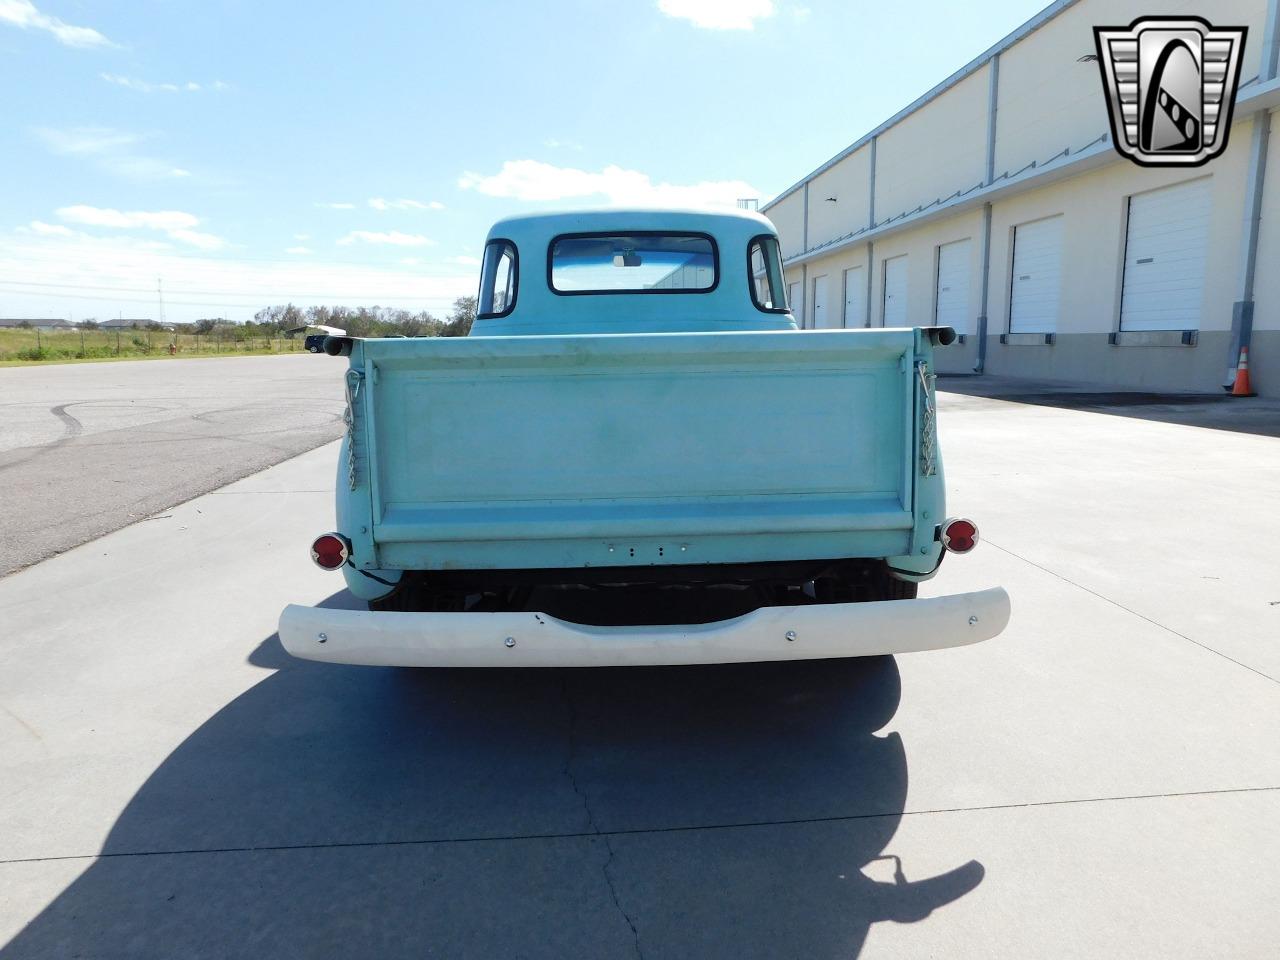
[[281, 208, 1009, 667]]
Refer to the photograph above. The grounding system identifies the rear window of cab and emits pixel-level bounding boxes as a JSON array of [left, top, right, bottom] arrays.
[[549, 233, 718, 294]]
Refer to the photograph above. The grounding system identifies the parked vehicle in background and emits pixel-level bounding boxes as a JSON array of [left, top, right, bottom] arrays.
[[283, 323, 348, 353], [280, 209, 1010, 667]]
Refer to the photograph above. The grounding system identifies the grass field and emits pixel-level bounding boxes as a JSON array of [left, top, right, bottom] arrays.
[[0, 328, 304, 364]]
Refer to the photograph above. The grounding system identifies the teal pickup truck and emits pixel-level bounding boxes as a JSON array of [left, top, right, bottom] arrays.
[[279, 209, 1009, 667]]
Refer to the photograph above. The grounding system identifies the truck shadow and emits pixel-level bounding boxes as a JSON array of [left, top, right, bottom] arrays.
[[4, 591, 983, 959]]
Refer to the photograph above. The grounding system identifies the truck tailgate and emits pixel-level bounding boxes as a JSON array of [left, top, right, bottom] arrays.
[[350, 329, 926, 570]]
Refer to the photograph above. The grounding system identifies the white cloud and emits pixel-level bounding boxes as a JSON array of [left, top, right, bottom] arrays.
[[0, 228, 476, 323], [368, 197, 445, 211], [447, 255, 482, 267], [100, 74, 222, 94], [168, 229, 226, 251], [656, 0, 774, 30], [100, 73, 151, 92], [293, 233, 311, 241], [36, 126, 193, 181], [543, 138, 583, 151], [337, 230, 435, 247], [58, 206, 198, 231], [285, 246, 313, 255], [316, 201, 356, 210], [27, 220, 77, 237], [55, 205, 226, 249], [458, 160, 761, 210], [0, 0, 114, 48], [36, 126, 136, 155]]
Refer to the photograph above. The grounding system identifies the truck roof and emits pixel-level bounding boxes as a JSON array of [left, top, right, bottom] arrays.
[[485, 207, 777, 244]]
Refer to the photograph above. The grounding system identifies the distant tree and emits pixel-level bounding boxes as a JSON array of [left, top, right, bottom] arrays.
[[80, 319, 99, 330], [195, 318, 218, 334], [442, 295, 476, 337], [17, 320, 32, 329]]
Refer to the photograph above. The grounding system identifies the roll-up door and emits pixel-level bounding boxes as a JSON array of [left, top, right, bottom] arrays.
[[1120, 178, 1211, 332], [812, 275, 834, 328], [1009, 216, 1063, 334], [882, 256, 908, 327], [843, 266, 866, 327], [935, 239, 972, 334]]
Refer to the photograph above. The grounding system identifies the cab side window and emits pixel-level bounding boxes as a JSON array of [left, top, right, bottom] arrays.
[[749, 236, 788, 313], [478, 240, 518, 318]]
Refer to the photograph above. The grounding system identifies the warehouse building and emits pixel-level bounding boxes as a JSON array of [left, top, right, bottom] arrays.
[[764, 0, 1280, 396]]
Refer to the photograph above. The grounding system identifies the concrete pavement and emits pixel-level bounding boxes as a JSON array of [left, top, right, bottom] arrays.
[[0, 354, 346, 576], [0, 392, 1278, 958]]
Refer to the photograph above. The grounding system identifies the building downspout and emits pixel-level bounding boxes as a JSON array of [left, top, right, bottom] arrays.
[[801, 181, 810, 328], [868, 137, 878, 326], [1226, 0, 1279, 387], [975, 54, 1001, 373], [866, 243, 875, 326]]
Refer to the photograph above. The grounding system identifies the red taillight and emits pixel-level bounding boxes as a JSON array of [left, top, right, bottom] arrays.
[[941, 518, 978, 554], [310, 533, 350, 570]]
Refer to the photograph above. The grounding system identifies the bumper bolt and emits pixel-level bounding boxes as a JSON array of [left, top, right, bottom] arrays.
[[968, 616, 978, 626], [785, 631, 797, 642], [504, 637, 516, 648], [317, 632, 328, 643]]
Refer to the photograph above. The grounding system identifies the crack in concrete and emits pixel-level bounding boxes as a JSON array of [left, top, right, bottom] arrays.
[[5, 784, 1278, 866], [985, 540, 1280, 686], [560, 675, 644, 960]]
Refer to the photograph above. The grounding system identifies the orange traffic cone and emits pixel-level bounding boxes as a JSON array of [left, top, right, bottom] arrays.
[[1230, 346, 1257, 397]]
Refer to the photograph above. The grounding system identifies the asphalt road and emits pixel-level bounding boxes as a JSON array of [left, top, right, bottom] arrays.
[[1, 389, 1278, 958], [0, 355, 346, 576]]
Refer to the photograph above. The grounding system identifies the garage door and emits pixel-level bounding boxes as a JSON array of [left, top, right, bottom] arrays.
[[843, 266, 866, 327], [812, 275, 835, 328], [1009, 216, 1063, 334], [1120, 178, 1211, 331], [883, 256, 908, 327], [935, 239, 972, 334]]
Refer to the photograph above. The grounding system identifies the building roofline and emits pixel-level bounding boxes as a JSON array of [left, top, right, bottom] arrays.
[[762, 0, 1081, 213], [777, 75, 1280, 267]]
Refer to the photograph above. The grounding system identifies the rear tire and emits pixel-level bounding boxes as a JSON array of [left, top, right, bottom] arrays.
[[878, 575, 919, 600]]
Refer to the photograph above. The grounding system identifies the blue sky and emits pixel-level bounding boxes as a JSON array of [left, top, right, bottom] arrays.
[[0, 0, 1046, 323]]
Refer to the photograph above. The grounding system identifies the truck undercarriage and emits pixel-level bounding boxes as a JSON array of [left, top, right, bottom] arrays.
[[367, 558, 922, 625]]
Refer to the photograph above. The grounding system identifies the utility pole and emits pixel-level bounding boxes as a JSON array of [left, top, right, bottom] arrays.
[[157, 278, 166, 328]]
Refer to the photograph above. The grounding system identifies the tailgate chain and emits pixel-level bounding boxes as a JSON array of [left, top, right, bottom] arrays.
[[917, 362, 937, 477], [344, 370, 363, 490]]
